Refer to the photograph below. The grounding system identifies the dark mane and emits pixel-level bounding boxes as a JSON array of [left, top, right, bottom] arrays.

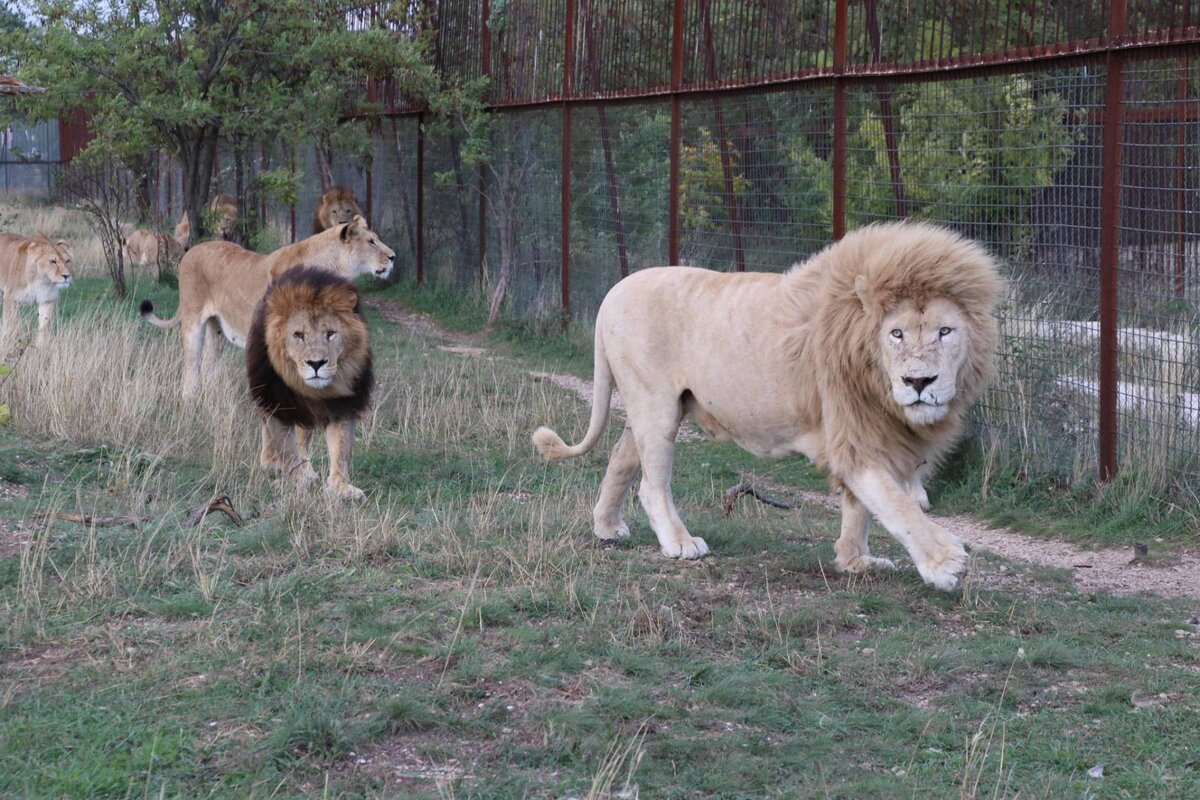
[[245, 266, 373, 429]]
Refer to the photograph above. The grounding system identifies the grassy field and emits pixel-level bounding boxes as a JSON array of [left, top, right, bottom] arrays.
[[1, 272, 1199, 799]]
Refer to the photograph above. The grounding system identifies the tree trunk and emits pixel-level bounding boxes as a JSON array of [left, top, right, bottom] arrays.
[[486, 151, 519, 331], [315, 141, 334, 192], [176, 125, 220, 247]]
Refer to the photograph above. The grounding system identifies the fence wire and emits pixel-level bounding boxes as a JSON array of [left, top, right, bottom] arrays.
[[119, 2, 1200, 495]]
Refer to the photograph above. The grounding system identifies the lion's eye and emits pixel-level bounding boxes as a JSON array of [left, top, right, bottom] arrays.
[[890, 329, 903, 340], [938, 326, 953, 338], [293, 331, 305, 340], [325, 330, 336, 340]]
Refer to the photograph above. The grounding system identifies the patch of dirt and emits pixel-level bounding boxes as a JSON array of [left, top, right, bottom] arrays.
[[371, 297, 1200, 601], [790, 489, 1200, 600]]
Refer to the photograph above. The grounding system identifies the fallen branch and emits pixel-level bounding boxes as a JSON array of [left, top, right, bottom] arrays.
[[186, 494, 244, 528], [722, 480, 795, 518], [32, 511, 147, 529]]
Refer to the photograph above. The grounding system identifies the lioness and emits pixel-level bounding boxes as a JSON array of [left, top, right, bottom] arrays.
[[0, 233, 74, 345], [312, 186, 363, 234], [124, 229, 183, 270], [140, 215, 394, 393], [533, 222, 1003, 591], [247, 266, 373, 500]]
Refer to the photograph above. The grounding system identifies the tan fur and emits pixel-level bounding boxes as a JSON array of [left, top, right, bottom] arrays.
[[141, 215, 394, 393], [124, 229, 183, 269], [532, 222, 1004, 591], [312, 186, 363, 234], [257, 277, 371, 500], [0, 233, 73, 345], [173, 193, 239, 246]]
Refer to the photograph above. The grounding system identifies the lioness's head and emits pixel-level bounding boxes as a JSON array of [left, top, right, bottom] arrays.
[[264, 267, 370, 396], [322, 187, 361, 227], [336, 215, 395, 280], [876, 296, 969, 426], [26, 236, 73, 288]]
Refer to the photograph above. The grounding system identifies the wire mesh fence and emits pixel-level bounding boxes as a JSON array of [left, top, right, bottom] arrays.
[[118, 1, 1200, 496]]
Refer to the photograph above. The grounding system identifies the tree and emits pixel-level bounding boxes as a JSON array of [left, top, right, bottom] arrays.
[[7, 0, 440, 246]]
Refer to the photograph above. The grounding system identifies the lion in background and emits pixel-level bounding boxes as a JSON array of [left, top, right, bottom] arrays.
[[173, 193, 239, 247], [312, 186, 363, 234], [533, 221, 1004, 591], [0, 233, 74, 346], [140, 215, 394, 393], [123, 228, 183, 270], [246, 266, 373, 500]]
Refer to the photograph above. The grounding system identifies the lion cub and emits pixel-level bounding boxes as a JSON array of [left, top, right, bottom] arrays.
[[246, 266, 373, 499]]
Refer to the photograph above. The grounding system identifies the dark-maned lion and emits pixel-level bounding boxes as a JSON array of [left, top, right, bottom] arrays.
[[246, 266, 373, 500]]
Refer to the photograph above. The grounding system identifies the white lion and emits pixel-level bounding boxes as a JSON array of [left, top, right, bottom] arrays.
[[533, 222, 1003, 591]]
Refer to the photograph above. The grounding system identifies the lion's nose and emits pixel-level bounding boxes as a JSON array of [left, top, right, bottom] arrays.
[[306, 359, 327, 373], [903, 375, 937, 393]]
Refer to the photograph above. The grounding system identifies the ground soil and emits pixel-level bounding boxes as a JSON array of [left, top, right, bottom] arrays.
[[367, 298, 1200, 601]]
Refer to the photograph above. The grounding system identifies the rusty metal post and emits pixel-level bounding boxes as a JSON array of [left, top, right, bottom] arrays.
[[1175, 58, 1189, 298], [832, 0, 848, 240], [581, 0, 631, 278], [479, 0, 490, 286], [1098, 0, 1127, 482], [668, 0, 684, 265], [416, 112, 426, 284], [562, 0, 577, 319], [699, 0, 746, 271]]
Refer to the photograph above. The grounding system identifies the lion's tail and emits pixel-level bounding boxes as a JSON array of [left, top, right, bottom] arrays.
[[139, 299, 179, 329], [532, 329, 615, 462]]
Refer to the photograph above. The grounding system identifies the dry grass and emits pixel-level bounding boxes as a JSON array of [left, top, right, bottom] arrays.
[[0, 199, 109, 278]]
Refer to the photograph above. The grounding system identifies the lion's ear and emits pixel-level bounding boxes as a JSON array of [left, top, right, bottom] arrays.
[[854, 275, 873, 310], [340, 215, 365, 241]]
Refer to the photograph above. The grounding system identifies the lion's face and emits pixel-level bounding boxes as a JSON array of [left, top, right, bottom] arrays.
[[281, 308, 352, 390], [878, 297, 969, 426], [338, 215, 395, 280], [326, 193, 360, 227], [30, 238, 72, 288]]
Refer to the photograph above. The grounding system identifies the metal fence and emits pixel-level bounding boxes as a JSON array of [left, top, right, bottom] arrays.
[[154, 1, 1200, 494]]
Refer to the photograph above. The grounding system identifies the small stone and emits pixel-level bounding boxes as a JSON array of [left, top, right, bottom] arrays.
[[1087, 764, 1104, 779]]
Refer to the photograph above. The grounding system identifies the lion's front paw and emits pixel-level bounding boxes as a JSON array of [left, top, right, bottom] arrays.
[[834, 554, 897, 574], [328, 480, 366, 501], [916, 543, 969, 591], [662, 536, 709, 560]]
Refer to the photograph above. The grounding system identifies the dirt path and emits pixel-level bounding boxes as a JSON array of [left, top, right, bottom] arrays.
[[370, 299, 1200, 601]]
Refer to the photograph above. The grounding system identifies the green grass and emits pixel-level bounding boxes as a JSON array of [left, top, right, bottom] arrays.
[[1, 276, 1199, 798]]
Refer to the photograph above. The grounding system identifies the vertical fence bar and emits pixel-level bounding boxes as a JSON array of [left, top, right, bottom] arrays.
[[562, 0, 576, 319], [416, 112, 426, 284], [699, 0, 746, 271], [581, 0, 630, 278], [1174, 58, 1188, 297], [668, 0, 684, 265], [479, 0, 490, 286], [832, 0, 848, 240], [1098, 0, 1127, 482]]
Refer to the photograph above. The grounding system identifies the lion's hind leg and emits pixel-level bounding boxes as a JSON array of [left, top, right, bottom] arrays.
[[832, 489, 896, 575], [843, 468, 967, 591], [593, 426, 639, 541], [629, 406, 709, 560]]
